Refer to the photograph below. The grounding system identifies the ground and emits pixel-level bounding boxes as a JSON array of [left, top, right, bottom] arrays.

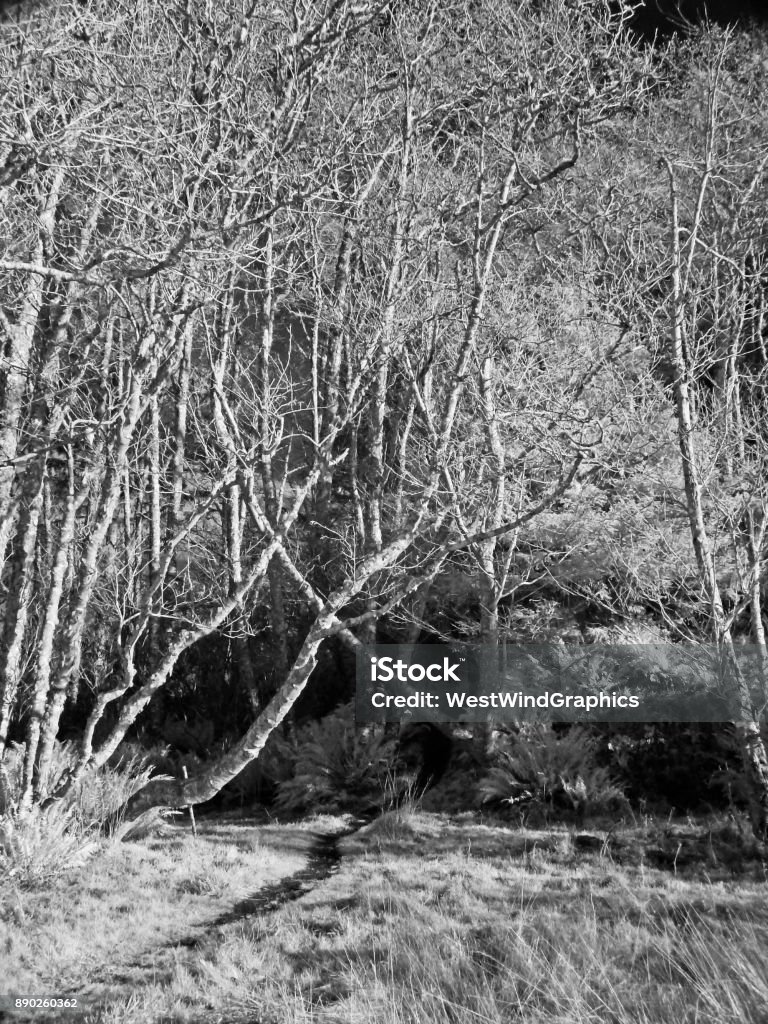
[[1, 810, 767, 1023]]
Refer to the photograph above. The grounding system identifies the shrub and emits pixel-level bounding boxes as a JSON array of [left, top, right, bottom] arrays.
[[0, 740, 74, 815], [0, 740, 165, 829], [274, 704, 397, 814], [73, 750, 164, 835], [602, 723, 748, 812], [0, 740, 170, 885], [478, 724, 627, 820], [0, 803, 100, 886]]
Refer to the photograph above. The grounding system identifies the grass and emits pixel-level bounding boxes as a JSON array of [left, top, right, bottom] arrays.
[[0, 812, 309, 1020], [0, 740, 172, 889], [1, 810, 767, 1023]]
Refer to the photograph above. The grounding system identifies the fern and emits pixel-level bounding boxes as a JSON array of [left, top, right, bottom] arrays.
[[0, 804, 100, 886], [275, 704, 397, 813], [479, 725, 626, 817]]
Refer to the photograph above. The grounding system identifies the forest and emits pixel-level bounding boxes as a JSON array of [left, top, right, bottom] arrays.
[[1, 2, 768, 1021]]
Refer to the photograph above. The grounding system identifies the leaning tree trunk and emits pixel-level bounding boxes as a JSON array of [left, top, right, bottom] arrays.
[[124, 529, 417, 809]]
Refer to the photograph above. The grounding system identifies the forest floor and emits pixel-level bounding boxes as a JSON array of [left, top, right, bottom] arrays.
[[1, 809, 768, 1023]]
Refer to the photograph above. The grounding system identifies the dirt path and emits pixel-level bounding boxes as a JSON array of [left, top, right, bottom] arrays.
[[175, 826, 352, 941], [67, 820, 363, 1023], [0, 815, 367, 1024]]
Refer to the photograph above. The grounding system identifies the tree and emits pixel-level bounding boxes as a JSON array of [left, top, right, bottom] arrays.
[[594, 28, 768, 836], [0, 0, 649, 812]]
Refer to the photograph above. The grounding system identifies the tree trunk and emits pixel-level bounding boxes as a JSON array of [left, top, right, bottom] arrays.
[[664, 158, 768, 838], [34, 361, 150, 788], [0, 461, 45, 759], [22, 449, 81, 805], [0, 166, 66, 572]]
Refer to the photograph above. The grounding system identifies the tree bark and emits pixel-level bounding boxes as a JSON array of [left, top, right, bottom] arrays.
[[0, 459, 45, 759], [0, 165, 66, 572]]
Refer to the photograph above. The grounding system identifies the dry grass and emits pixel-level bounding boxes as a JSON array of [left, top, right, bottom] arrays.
[[0, 814, 309, 1020], [1, 811, 767, 1023], [0, 741, 175, 895]]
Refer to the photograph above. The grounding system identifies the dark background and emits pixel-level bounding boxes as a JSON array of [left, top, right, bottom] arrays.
[[629, 0, 768, 37]]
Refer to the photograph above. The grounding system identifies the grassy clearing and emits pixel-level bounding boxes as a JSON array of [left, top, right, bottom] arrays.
[[0, 813, 309, 1020], [2, 810, 767, 1023], [43, 810, 764, 1024]]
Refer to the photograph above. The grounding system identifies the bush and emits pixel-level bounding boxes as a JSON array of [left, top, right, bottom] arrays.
[[0, 740, 73, 816], [478, 725, 627, 820], [274, 704, 397, 814], [0, 803, 101, 887], [0, 740, 164, 829], [602, 723, 748, 812], [0, 740, 170, 885], [75, 750, 165, 835]]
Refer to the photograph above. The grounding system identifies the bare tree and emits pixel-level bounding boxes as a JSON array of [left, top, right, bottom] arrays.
[[595, 30, 768, 836], [0, 0, 650, 812]]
